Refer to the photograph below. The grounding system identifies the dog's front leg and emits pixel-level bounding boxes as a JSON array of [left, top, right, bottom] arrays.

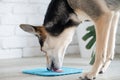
[[99, 12, 120, 74], [80, 12, 114, 80]]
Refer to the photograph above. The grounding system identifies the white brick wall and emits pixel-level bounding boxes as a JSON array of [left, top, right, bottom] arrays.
[[0, 0, 79, 59]]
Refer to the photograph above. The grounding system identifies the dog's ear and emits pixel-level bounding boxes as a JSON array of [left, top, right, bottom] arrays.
[[20, 24, 47, 41], [20, 24, 46, 35], [20, 24, 38, 34]]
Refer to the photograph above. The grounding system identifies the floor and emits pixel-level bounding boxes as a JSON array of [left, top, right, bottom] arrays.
[[0, 55, 120, 80]]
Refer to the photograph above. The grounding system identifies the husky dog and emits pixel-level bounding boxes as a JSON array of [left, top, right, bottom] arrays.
[[20, 0, 120, 80]]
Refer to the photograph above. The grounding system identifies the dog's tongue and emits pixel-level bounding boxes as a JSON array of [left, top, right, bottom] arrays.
[[47, 68, 63, 73], [53, 68, 63, 73]]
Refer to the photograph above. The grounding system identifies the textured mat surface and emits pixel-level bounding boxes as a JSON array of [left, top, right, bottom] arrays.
[[23, 67, 83, 76]]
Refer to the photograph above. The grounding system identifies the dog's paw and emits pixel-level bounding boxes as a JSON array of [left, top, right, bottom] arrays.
[[79, 76, 96, 80], [99, 71, 104, 74], [79, 76, 92, 80], [79, 73, 96, 80], [99, 67, 105, 74]]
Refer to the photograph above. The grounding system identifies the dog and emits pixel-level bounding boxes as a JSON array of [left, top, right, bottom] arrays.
[[20, 0, 120, 80]]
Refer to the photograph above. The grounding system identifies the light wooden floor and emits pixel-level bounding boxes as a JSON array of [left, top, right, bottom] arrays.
[[0, 55, 120, 80]]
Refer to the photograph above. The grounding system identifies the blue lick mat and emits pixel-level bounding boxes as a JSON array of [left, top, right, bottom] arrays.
[[22, 67, 83, 76]]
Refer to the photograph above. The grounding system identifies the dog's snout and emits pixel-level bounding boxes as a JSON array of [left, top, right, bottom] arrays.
[[47, 61, 55, 70], [47, 61, 63, 72], [46, 60, 53, 70], [51, 61, 55, 69]]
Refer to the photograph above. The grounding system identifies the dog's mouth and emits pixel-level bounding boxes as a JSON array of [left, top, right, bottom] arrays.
[[43, 50, 63, 73], [47, 61, 63, 73]]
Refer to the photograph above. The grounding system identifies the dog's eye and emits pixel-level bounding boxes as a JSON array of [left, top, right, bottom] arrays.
[[39, 38, 44, 48], [35, 35, 44, 48]]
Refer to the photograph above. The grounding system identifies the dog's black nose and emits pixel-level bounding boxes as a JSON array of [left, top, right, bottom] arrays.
[[46, 61, 63, 72], [46, 61, 55, 71], [47, 68, 51, 71]]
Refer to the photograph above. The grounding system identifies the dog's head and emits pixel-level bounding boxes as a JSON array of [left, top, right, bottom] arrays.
[[20, 24, 74, 72]]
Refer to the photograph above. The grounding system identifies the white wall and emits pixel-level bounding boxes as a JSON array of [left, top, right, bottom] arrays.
[[0, 0, 79, 59]]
